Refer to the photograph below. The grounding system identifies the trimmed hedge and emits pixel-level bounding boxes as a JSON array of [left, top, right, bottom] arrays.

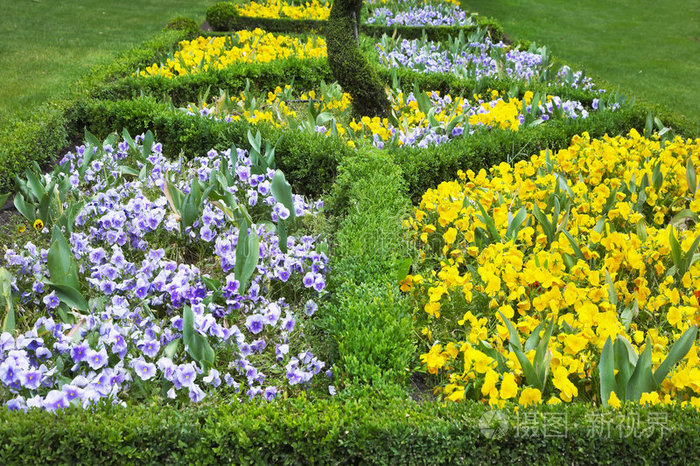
[[0, 104, 70, 193], [327, 0, 390, 116], [324, 148, 414, 393], [1, 398, 698, 464]]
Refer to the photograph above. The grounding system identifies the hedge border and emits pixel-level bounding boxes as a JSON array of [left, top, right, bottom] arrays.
[[1, 398, 698, 464]]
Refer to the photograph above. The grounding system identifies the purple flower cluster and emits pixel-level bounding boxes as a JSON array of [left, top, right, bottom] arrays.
[[377, 36, 598, 91], [366, 4, 473, 27], [1, 134, 332, 412]]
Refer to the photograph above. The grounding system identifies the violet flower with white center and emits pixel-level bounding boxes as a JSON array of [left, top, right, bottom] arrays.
[[86, 347, 108, 370], [132, 358, 157, 381], [245, 314, 265, 335], [43, 390, 69, 412]]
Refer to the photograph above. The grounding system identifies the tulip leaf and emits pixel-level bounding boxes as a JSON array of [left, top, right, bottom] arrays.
[[626, 338, 655, 402], [654, 325, 698, 385], [43, 281, 89, 313], [47, 226, 80, 290], [599, 337, 616, 406]]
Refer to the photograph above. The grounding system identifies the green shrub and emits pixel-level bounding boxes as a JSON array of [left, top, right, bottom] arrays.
[[393, 107, 649, 201], [164, 16, 201, 40], [0, 104, 69, 193], [206, 1, 240, 31]]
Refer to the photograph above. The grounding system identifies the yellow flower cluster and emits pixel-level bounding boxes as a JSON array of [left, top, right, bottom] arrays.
[[138, 29, 326, 78], [403, 130, 700, 408], [235, 0, 330, 20], [348, 90, 527, 146]]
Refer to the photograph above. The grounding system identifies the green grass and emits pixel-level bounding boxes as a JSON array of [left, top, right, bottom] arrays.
[[0, 0, 214, 125], [467, 0, 700, 133]]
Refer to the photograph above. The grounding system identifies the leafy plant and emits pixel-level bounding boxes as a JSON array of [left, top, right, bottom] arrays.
[[599, 326, 698, 406]]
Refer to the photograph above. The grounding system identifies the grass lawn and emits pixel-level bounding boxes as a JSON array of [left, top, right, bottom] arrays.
[[0, 0, 215, 125], [467, 0, 700, 133]]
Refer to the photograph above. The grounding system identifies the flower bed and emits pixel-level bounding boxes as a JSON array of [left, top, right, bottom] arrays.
[[235, 0, 330, 20], [402, 130, 700, 408], [137, 29, 327, 78], [376, 31, 597, 91], [184, 81, 609, 150], [365, 1, 474, 27], [0, 131, 330, 411]]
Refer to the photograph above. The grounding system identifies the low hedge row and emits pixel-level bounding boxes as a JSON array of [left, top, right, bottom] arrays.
[[0, 104, 70, 194], [324, 149, 414, 393], [1, 398, 697, 464]]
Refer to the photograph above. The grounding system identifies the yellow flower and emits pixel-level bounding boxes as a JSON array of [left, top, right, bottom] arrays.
[[519, 387, 542, 407], [17, 225, 26, 234], [420, 344, 448, 375], [607, 391, 621, 409], [33, 219, 44, 231], [499, 372, 518, 399], [443, 227, 457, 245], [481, 368, 499, 397], [640, 391, 660, 406]]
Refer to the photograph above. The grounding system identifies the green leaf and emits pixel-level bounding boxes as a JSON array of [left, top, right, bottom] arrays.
[[234, 221, 260, 294], [25, 170, 46, 200], [47, 226, 80, 290], [141, 130, 154, 160], [44, 281, 89, 313], [182, 305, 194, 347], [504, 207, 527, 242], [122, 128, 136, 151], [654, 325, 698, 385], [671, 209, 700, 227], [474, 199, 500, 243], [164, 339, 180, 359], [497, 310, 522, 351], [271, 170, 296, 222], [84, 129, 101, 152], [626, 338, 656, 402], [668, 227, 683, 271], [0, 268, 15, 333], [395, 258, 412, 283], [613, 336, 635, 398], [0, 193, 9, 209], [605, 270, 618, 307], [511, 345, 541, 390], [532, 203, 552, 243], [562, 229, 586, 261], [119, 166, 140, 177], [636, 220, 648, 242], [13, 193, 36, 223], [687, 159, 697, 195], [524, 321, 545, 352], [599, 337, 616, 406]]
